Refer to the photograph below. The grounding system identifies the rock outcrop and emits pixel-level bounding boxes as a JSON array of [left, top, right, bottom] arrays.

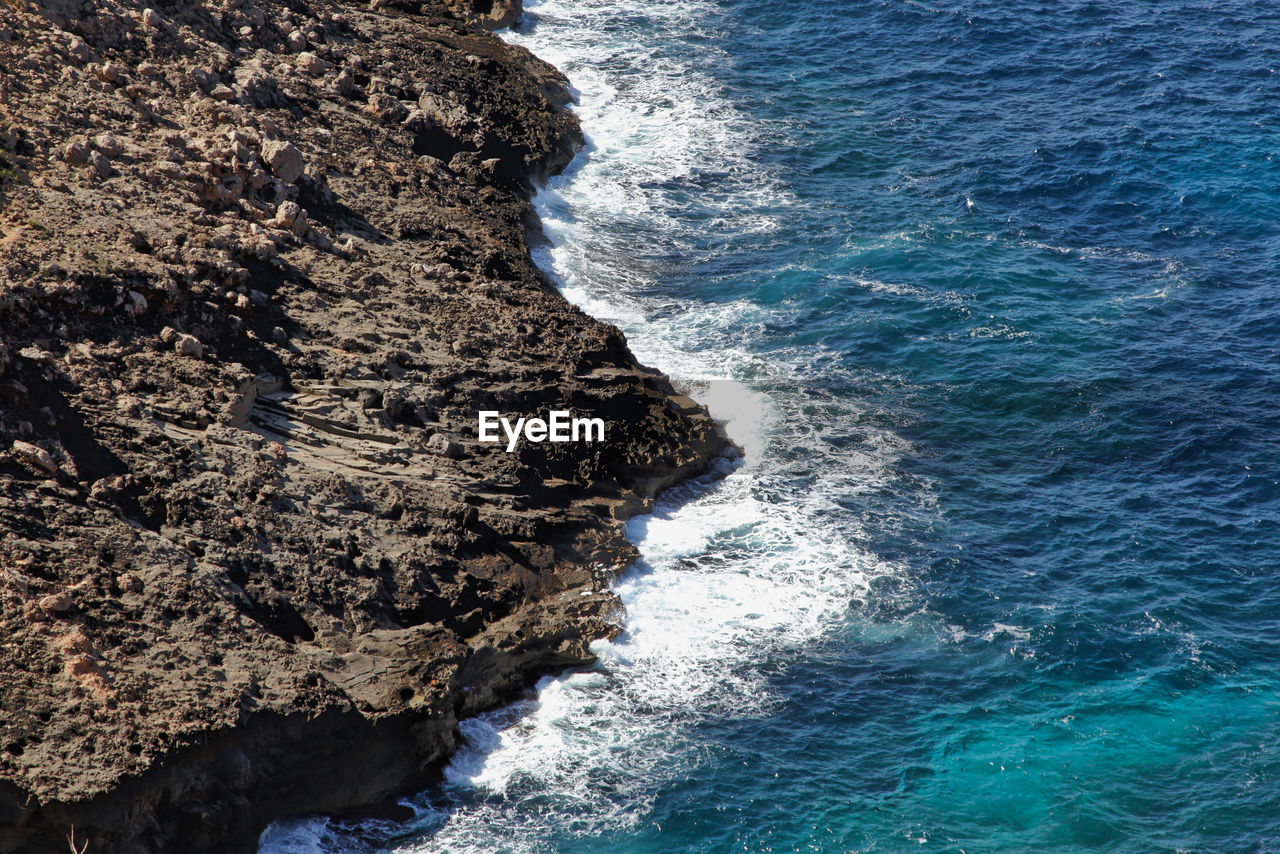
[[0, 1, 728, 851], [443, 0, 524, 30]]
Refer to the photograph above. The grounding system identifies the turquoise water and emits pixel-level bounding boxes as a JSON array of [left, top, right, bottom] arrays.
[[261, 1, 1280, 851]]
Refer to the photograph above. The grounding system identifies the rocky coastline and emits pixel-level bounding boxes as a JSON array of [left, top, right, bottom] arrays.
[[0, 1, 729, 851]]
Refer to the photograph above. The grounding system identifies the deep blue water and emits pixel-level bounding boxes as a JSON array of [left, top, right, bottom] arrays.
[[261, 1, 1280, 851]]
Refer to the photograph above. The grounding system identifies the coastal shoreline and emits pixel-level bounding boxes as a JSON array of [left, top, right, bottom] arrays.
[[0, 1, 729, 851]]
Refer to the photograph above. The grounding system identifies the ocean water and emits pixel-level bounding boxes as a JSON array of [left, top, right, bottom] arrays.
[[260, 1, 1280, 851]]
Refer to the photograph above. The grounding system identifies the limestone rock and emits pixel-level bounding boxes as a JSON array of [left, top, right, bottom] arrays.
[[97, 62, 126, 84], [94, 133, 122, 157], [484, 0, 524, 29], [174, 333, 203, 358], [88, 150, 112, 180], [445, 0, 524, 30], [62, 141, 88, 164], [124, 290, 147, 316], [11, 440, 56, 473], [330, 68, 355, 97], [269, 201, 308, 238], [234, 64, 287, 107], [0, 3, 729, 852], [261, 139, 304, 183], [38, 591, 72, 614], [66, 37, 90, 62], [296, 52, 329, 76], [427, 433, 462, 459], [366, 92, 410, 124]]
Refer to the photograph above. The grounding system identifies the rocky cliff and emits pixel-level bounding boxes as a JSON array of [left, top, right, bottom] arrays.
[[0, 1, 728, 851]]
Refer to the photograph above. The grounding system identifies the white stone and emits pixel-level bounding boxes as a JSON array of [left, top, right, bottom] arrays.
[[261, 139, 304, 183]]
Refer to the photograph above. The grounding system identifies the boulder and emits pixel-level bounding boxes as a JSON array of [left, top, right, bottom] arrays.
[[174, 333, 203, 358], [483, 0, 523, 30], [10, 440, 56, 474], [38, 591, 72, 614], [234, 64, 287, 108], [94, 133, 122, 157], [88, 150, 112, 180], [295, 52, 329, 77], [261, 139, 304, 183], [62, 141, 88, 164]]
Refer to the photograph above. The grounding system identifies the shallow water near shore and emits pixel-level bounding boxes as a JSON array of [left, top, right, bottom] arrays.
[[261, 0, 1280, 851]]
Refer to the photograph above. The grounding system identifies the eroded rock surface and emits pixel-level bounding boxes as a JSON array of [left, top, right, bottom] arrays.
[[0, 1, 728, 851]]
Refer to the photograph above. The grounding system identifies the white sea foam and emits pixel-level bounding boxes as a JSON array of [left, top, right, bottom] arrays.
[[377, 462, 889, 852]]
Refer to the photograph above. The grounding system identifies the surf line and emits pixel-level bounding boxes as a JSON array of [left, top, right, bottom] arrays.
[[477, 409, 606, 452]]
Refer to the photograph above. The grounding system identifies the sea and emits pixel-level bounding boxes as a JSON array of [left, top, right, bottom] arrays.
[[260, 0, 1280, 851]]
